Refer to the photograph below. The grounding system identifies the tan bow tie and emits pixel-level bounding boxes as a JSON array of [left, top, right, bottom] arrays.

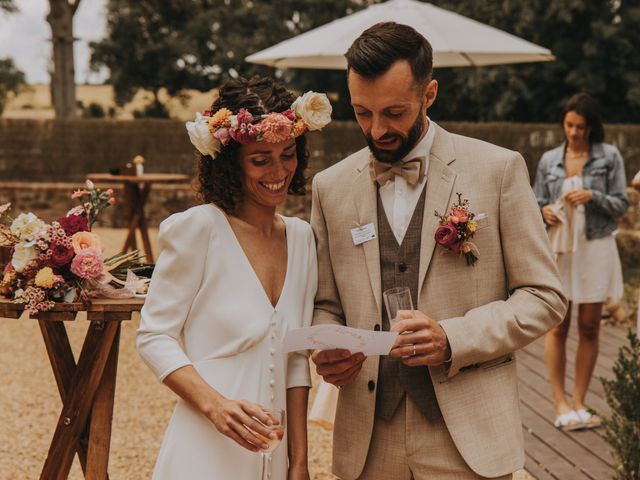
[[370, 156, 426, 186]]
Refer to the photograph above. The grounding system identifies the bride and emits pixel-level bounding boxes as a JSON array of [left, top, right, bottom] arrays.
[[136, 76, 331, 479]]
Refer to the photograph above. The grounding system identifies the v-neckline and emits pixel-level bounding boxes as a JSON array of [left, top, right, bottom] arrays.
[[215, 207, 291, 311]]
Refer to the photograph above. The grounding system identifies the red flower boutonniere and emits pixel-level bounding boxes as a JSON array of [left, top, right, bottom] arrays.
[[434, 193, 480, 266]]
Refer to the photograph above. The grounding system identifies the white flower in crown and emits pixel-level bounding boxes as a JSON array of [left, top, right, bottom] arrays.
[[291, 91, 332, 131], [185, 112, 222, 158]]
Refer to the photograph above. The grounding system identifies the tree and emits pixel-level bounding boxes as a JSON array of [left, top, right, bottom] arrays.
[[90, 0, 364, 117], [0, 58, 25, 115], [425, 0, 640, 122], [47, 0, 82, 119]]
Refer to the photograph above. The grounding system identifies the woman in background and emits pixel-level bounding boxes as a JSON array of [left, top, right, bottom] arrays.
[[534, 93, 628, 430]]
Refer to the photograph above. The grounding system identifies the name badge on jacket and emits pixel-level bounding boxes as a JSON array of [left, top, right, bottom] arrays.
[[351, 223, 376, 245]]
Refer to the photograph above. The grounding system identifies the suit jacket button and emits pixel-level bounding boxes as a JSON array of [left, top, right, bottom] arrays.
[[374, 324, 381, 331], [368, 380, 375, 391], [398, 262, 407, 272]]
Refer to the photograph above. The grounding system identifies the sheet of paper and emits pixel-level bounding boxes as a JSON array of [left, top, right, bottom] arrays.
[[283, 324, 398, 356]]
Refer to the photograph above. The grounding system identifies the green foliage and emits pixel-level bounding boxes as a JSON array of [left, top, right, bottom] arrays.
[[600, 330, 640, 480], [133, 100, 169, 118], [0, 57, 25, 115], [82, 102, 106, 118], [91, 0, 640, 122], [426, 0, 640, 122], [90, 0, 362, 115]]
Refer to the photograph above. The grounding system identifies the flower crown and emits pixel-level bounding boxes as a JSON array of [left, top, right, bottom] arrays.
[[186, 91, 332, 159]]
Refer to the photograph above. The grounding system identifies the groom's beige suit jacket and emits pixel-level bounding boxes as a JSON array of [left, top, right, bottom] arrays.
[[310, 124, 567, 479]]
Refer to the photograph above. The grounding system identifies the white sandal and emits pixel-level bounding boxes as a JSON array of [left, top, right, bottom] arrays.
[[553, 410, 584, 431], [575, 409, 602, 429]]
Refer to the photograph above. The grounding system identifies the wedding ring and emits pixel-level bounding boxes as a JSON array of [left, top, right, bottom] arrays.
[[412, 344, 417, 357]]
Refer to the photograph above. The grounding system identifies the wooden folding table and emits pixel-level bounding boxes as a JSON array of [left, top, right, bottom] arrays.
[[0, 297, 144, 480]]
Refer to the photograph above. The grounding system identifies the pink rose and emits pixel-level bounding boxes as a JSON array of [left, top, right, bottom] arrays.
[[281, 109, 295, 121], [258, 113, 294, 143], [214, 127, 232, 146], [236, 108, 253, 125], [434, 223, 461, 252], [70, 248, 104, 279]]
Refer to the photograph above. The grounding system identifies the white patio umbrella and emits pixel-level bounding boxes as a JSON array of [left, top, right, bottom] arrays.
[[246, 0, 554, 69]]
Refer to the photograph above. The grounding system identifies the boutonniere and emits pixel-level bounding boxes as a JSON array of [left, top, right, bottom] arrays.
[[434, 193, 480, 266]]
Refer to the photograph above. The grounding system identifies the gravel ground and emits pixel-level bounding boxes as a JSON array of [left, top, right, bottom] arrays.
[[0, 227, 531, 479]]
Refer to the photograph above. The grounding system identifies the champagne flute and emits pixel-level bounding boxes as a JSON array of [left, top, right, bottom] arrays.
[[255, 408, 285, 480]]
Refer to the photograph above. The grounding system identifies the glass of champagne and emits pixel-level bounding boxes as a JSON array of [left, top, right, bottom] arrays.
[[383, 286, 414, 327], [255, 408, 285, 480]]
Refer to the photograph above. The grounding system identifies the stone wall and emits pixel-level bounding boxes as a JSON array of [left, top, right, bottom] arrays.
[[1, 119, 640, 226], [2, 119, 640, 182]]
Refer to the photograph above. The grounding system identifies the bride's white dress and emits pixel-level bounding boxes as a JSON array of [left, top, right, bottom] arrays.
[[136, 204, 316, 480]]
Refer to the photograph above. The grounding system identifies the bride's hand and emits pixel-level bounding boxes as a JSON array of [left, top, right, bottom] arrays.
[[288, 463, 310, 480], [541, 205, 559, 226], [205, 397, 277, 452]]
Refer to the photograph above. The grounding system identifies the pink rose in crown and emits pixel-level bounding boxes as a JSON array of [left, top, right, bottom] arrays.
[[281, 109, 296, 121], [214, 127, 232, 146], [258, 113, 294, 143], [70, 248, 104, 279], [230, 109, 260, 145], [434, 223, 461, 252]]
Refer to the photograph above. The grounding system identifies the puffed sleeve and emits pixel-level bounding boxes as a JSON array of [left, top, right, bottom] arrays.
[[136, 207, 213, 381], [286, 221, 317, 389]]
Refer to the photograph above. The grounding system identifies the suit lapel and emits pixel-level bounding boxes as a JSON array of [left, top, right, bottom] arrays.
[[419, 126, 457, 294], [353, 154, 382, 320]]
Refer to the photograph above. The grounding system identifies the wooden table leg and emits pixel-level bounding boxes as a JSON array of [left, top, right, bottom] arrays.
[[136, 184, 154, 262], [123, 183, 141, 253], [38, 319, 91, 476], [39, 321, 119, 480]]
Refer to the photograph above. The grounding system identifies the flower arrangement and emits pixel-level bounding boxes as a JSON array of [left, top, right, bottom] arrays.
[[185, 91, 332, 159], [0, 180, 149, 314], [434, 193, 480, 266]]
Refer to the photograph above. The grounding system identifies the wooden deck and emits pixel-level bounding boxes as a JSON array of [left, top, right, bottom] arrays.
[[518, 321, 634, 479]]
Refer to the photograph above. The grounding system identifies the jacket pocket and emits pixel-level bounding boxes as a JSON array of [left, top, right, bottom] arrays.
[[480, 354, 514, 371]]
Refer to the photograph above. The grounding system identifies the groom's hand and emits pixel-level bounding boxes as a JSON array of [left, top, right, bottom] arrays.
[[311, 349, 366, 388], [389, 310, 451, 367]]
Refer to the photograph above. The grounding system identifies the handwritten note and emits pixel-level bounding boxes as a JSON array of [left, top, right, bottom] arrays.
[[283, 324, 397, 356]]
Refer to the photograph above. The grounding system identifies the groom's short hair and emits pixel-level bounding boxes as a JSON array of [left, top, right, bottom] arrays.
[[345, 22, 433, 85]]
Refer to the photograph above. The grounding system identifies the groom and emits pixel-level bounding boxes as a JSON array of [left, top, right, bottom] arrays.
[[310, 22, 567, 480]]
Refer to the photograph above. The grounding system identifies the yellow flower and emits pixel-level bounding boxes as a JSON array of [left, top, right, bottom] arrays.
[[35, 267, 56, 289], [292, 119, 308, 138], [208, 108, 232, 132], [468, 221, 477, 233]]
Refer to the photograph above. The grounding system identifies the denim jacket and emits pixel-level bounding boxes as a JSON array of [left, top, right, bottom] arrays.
[[533, 142, 628, 239]]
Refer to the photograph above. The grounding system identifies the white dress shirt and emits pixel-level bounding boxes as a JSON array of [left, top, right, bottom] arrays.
[[379, 119, 435, 244]]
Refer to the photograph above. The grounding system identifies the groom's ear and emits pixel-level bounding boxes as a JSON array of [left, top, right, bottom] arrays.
[[423, 79, 438, 110]]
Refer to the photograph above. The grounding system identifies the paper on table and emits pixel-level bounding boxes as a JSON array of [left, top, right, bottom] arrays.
[[283, 324, 398, 356]]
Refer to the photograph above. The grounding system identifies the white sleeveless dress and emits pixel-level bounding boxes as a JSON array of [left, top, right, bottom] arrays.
[[136, 205, 316, 479], [553, 176, 623, 303]]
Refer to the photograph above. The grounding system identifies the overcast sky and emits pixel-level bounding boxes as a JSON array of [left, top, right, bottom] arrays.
[[0, 0, 107, 84]]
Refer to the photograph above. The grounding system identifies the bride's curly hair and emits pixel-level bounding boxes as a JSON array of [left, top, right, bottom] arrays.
[[195, 76, 310, 213]]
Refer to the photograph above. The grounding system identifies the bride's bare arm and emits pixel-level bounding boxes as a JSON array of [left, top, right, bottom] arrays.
[[163, 365, 276, 452]]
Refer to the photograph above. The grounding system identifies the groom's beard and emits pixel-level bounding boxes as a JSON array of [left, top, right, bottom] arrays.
[[366, 111, 425, 164]]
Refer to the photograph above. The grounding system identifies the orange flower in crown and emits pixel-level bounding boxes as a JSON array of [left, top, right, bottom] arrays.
[[185, 91, 332, 159]]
